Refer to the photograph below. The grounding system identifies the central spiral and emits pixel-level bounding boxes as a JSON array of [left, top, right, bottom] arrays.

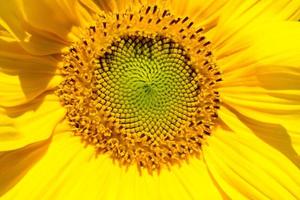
[[95, 35, 199, 135]]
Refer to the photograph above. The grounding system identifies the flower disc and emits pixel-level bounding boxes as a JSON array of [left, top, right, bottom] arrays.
[[57, 5, 221, 173]]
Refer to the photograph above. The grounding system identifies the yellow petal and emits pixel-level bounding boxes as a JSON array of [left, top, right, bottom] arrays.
[[220, 95, 300, 164], [0, 33, 62, 107], [218, 21, 300, 159], [204, 107, 300, 199], [0, 72, 62, 107], [210, 5, 300, 63], [20, 0, 99, 38], [0, 0, 98, 55], [0, 94, 65, 151], [283, 120, 300, 154], [2, 126, 223, 199], [93, 0, 140, 12], [216, 21, 300, 74], [264, 0, 300, 20], [221, 87, 300, 116], [0, 140, 49, 196]]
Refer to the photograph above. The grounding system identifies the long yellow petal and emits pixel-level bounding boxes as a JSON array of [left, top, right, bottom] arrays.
[[90, 0, 141, 13], [219, 21, 300, 158], [204, 107, 300, 199], [0, 33, 62, 107], [0, 0, 98, 55], [0, 140, 48, 196], [216, 21, 300, 74], [0, 94, 65, 151]]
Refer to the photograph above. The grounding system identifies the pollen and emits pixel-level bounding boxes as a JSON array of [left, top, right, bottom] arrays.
[[56, 5, 221, 174]]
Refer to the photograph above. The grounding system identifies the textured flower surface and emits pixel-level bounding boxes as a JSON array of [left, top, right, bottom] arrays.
[[0, 0, 300, 199]]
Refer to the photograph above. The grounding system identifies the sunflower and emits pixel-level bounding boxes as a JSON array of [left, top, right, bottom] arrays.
[[1, 0, 300, 199]]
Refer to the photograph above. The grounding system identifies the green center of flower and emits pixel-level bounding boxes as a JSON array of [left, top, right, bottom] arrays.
[[95, 35, 199, 135]]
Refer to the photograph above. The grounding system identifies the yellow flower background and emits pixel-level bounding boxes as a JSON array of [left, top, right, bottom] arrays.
[[0, 0, 300, 199]]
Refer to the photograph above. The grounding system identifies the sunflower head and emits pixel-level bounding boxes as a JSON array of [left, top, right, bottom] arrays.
[[1, 0, 300, 199]]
